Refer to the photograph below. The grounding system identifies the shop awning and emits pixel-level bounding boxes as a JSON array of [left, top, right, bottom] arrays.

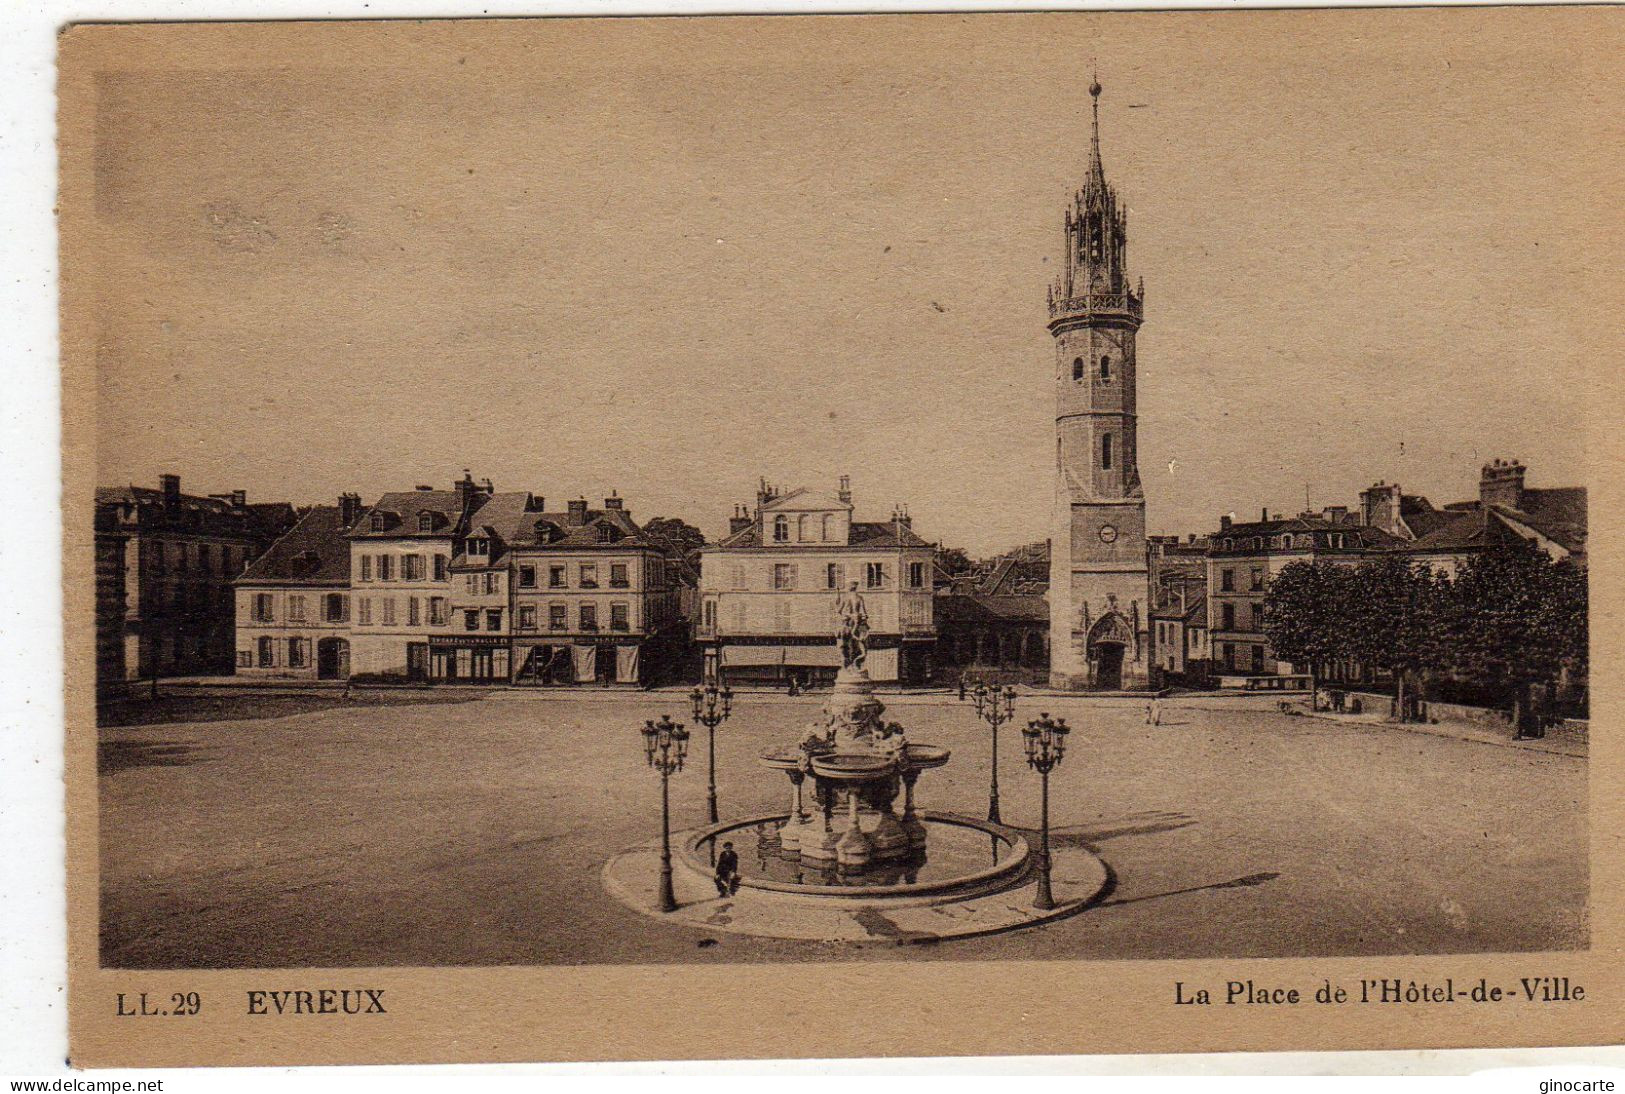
[[722, 645, 785, 667]]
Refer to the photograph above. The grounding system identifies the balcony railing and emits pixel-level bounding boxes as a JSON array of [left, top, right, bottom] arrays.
[[1047, 290, 1143, 321]]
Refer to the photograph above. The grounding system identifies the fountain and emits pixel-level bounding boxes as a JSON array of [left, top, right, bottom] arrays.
[[602, 583, 1110, 939], [749, 582, 958, 879]]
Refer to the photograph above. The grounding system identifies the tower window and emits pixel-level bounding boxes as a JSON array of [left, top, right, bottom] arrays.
[[1100, 355, 1111, 381], [1102, 433, 1114, 471], [1072, 357, 1084, 381]]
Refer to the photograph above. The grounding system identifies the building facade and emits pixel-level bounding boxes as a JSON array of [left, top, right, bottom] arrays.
[[1207, 509, 1403, 679], [697, 479, 937, 685], [345, 473, 494, 680], [95, 474, 297, 685], [434, 492, 686, 685], [1047, 81, 1151, 690], [935, 543, 1050, 681], [1147, 534, 1212, 686], [234, 497, 363, 680]]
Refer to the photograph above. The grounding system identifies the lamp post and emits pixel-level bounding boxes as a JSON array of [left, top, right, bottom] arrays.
[[689, 683, 734, 825], [641, 713, 690, 913], [968, 683, 1017, 824], [1022, 712, 1070, 911]]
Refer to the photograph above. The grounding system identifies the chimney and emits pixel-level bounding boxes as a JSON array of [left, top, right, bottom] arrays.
[[1219, 515, 1232, 531], [1480, 459, 1527, 511], [893, 503, 912, 532], [454, 469, 477, 510], [231, 489, 247, 508], [479, 477, 495, 497], [728, 504, 752, 537], [567, 497, 589, 526], [160, 474, 181, 505], [604, 491, 624, 511], [1359, 481, 1403, 536], [1261, 506, 1269, 522], [339, 493, 362, 526], [837, 475, 852, 505]]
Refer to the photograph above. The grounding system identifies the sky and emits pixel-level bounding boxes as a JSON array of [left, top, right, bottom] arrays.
[[87, 12, 1611, 556]]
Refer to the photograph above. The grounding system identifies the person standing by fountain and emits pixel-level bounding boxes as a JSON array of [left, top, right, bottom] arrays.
[[714, 840, 740, 896]]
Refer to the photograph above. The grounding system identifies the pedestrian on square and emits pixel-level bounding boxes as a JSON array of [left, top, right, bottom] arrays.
[[714, 840, 739, 897], [1145, 697, 1162, 726]]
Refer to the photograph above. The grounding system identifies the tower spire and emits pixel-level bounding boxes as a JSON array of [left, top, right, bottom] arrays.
[[1088, 75, 1105, 189]]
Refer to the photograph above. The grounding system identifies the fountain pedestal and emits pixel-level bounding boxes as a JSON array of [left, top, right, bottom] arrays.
[[760, 664, 949, 872]]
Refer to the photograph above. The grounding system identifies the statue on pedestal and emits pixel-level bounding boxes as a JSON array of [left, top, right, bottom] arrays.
[[834, 581, 870, 671]]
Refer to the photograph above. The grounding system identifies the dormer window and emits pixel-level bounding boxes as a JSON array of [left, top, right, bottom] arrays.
[[468, 538, 489, 557], [418, 512, 435, 532], [773, 515, 789, 543], [369, 512, 386, 532], [597, 523, 618, 543]]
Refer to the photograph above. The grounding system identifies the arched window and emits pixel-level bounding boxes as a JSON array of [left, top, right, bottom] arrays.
[[1101, 432, 1114, 471], [821, 513, 834, 541], [1100, 355, 1111, 381], [418, 512, 435, 532], [773, 515, 789, 543], [1072, 357, 1084, 381], [797, 514, 809, 541]]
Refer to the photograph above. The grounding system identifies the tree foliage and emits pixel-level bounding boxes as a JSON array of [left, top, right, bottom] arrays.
[[1262, 541, 1587, 722], [1261, 560, 1353, 679], [1442, 539, 1588, 689], [641, 516, 708, 557], [937, 547, 974, 575]]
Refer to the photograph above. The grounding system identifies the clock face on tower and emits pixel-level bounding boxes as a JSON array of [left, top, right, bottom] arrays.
[[1098, 524, 1119, 544]]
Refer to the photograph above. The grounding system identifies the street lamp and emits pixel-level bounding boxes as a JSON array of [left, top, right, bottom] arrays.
[[689, 683, 735, 825], [969, 683, 1017, 824], [1022, 712, 1070, 911], [641, 713, 690, 913]]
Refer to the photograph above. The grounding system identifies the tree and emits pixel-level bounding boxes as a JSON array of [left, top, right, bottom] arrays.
[[937, 547, 973, 575], [1262, 560, 1354, 709], [1443, 539, 1589, 736], [641, 516, 707, 557], [1344, 556, 1449, 722]]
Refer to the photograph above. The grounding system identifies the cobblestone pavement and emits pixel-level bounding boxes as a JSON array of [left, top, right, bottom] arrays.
[[98, 692, 1587, 967]]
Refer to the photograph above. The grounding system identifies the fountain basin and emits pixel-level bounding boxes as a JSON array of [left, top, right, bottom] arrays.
[[684, 812, 1030, 902]]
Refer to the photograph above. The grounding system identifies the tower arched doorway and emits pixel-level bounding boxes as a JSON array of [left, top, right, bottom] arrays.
[[1092, 642, 1126, 690], [317, 637, 350, 680], [1086, 610, 1135, 691]]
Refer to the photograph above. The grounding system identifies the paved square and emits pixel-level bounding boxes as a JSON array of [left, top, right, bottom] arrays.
[[98, 691, 1586, 967]]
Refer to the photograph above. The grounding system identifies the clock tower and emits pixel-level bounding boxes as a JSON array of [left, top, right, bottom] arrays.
[[1047, 79, 1149, 690]]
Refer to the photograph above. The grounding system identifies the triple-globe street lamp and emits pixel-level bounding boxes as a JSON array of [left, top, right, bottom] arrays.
[[966, 683, 1017, 824], [1022, 712, 1071, 911], [641, 713, 690, 913], [689, 683, 735, 826]]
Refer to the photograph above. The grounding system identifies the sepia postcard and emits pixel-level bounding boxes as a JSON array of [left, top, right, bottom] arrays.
[[59, 9, 1624, 1068]]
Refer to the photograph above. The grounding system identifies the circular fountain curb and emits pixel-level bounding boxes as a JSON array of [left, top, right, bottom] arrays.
[[601, 819, 1109, 943]]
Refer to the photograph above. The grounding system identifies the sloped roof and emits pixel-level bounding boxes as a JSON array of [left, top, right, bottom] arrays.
[[238, 506, 354, 585], [759, 487, 851, 512], [1405, 510, 1487, 553], [350, 490, 470, 539], [1404, 487, 1586, 559], [97, 485, 296, 541], [452, 498, 675, 570], [1212, 515, 1405, 551], [936, 593, 1048, 624], [1500, 487, 1587, 555], [1399, 494, 1451, 539], [715, 518, 930, 549]]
